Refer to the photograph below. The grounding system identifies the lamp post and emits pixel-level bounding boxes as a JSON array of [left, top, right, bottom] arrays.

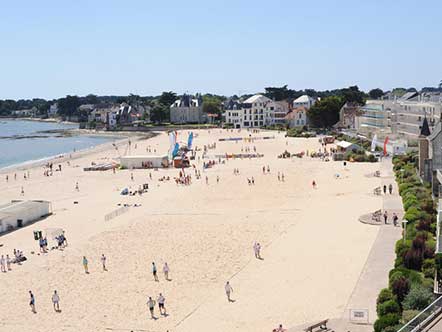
[[402, 219, 408, 244]]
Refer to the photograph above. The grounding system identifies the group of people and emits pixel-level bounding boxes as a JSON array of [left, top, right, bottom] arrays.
[[146, 293, 167, 319], [383, 184, 394, 195], [28, 290, 61, 313], [82, 254, 107, 274], [0, 249, 26, 273], [383, 211, 399, 226]]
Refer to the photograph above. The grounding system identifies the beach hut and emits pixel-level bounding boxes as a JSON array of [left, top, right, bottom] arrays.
[[120, 155, 169, 169], [0, 200, 52, 234]]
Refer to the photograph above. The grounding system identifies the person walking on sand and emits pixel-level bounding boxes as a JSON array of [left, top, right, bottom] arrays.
[[383, 184, 387, 195], [82, 256, 89, 274], [20, 186, 24, 196], [256, 242, 262, 259], [75, 182, 79, 191], [389, 183, 393, 194], [101, 254, 107, 271], [205, 176, 209, 185], [158, 293, 166, 315], [383, 211, 388, 224], [312, 180, 316, 189], [6, 254, 11, 271], [29, 291, 36, 313], [0, 255, 5, 272], [131, 173, 134, 181], [281, 173, 285, 182], [147, 296, 156, 319], [217, 175, 220, 184], [225, 281, 233, 302], [52, 290, 60, 312], [163, 262, 170, 281], [278, 172, 280, 181], [152, 262, 159, 281]]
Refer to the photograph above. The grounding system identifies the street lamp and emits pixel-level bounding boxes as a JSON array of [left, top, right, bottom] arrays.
[[402, 219, 409, 244]]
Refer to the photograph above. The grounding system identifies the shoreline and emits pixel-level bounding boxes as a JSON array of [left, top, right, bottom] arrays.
[[0, 129, 158, 174]]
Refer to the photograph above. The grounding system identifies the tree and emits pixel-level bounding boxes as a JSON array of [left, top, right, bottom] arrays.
[[58, 95, 80, 117], [264, 85, 291, 101], [83, 94, 99, 105], [340, 85, 366, 104], [307, 96, 344, 128], [369, 88, 384, 100], [150, 104, 170, 123], [202, 100, 221, 115], [158, 91, 177, 107]]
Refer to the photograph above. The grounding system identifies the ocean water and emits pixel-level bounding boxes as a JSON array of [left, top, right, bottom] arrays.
[[0, 120, 115, 169]]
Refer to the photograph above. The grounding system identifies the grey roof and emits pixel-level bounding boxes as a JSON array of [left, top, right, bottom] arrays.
[[0, 200, 50, 217], [428, 121, 441, 141], [420, 117, 431, 137]]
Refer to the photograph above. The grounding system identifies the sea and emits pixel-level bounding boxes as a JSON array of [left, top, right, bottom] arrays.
[[0, 119, 115, 170]]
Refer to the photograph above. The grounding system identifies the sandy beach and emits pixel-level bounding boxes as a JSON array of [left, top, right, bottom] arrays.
[[0, 129, 382, 332]]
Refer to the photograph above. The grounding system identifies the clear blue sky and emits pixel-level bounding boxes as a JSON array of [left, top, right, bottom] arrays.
[[1, 0, 441, 100]]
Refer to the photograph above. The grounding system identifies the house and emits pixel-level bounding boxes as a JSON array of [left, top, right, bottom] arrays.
[[293, 95, 316, 109], [12, 107, 37, 117], [336, 102, 362, 130], [421, 117, 442, 196], [269, 101, 290, 126], [170, 94, 206, 124], [285, 106, 308, 128], [0, 200, 51, 234], [48, 103, 58, 117]]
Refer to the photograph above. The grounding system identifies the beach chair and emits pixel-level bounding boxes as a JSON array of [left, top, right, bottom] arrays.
[[372, 209, 382, 222], [373, 187, 381, 195]]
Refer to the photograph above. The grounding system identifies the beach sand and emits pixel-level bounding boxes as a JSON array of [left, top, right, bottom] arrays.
[[0, 129, 381, 332]]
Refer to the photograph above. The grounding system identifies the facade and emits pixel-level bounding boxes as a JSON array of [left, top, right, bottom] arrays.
[[0, 200, 51, 234], [224, 94, 285, 128], [356, 101, 391, 135], [293, 95, 316, 109], [48, 103, 58, 117], [336, 102, 362, 129], [285, 106, 308, 128], [170, 94, 206, 124]]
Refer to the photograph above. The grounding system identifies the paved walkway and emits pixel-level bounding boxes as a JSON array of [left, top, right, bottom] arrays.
[[289, 157, 403, 332]]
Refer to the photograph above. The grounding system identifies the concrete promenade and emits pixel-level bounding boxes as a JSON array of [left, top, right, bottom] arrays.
[[289, 157, 403, 332]]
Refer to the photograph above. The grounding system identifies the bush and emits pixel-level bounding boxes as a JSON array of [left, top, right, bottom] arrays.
[[374, 313, 400, 332], [402, 309, 420, 323], [422, 259, 435, 278], [404, 207, 421, 224], [402, 284, 435, 311], [377, 288, 395, 305], [404, 248, 423, 270], [377, 299, 401, 316], [391, 276, 410, 303]]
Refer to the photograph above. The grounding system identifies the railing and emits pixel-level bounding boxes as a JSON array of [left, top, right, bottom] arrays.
[[104, 206, 129, 221], [397, 296, 442, 332]]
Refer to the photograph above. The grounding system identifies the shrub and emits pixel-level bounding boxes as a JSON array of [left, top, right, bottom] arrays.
[[377, 299, 401, 316], [402, 284, 435, 311], [416, 220, 431, 232], [377, 288, 395, 305], [391, 276, 410, 303], [404, 248, 423, 270], [422, 259, 435, 278], [402, 309, 420, 323], [404, 207, 421, 224], [374, 313, 400, 332]]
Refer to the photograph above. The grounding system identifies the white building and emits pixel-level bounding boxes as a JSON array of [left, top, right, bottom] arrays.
[[0, 200, 51, 234], [293, 95, 316, 109], [225, 94, 286, 128], [48, 103, 58, 117]]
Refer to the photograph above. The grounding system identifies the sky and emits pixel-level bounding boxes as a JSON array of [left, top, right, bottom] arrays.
[[1, 0, 441, 100]]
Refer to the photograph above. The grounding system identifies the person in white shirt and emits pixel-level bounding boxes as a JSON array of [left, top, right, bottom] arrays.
[[256, 243, 262, 259], [6, 255, 11, 271], [225, 281, 233, 302], [157, 293, 166, 315], [101, 254, 107, 271], [163, 262, 170, 281], [147, 297, 156, 319], [0, 255, 5, 272], [52, 290, 60, 312]]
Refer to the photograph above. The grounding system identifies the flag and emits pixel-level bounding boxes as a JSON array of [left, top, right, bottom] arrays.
[[371, 134, 377, 152], [383, 136, 389, 156]]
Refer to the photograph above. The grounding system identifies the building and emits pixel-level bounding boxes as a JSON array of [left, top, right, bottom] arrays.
[[424, 118, 442, 196], [285, 106, 308, 128], [120, 155, 169, 169], [335, 141, 361, 153], [0, 200, 51, 234], [356, 101, 390, 135], [48, 103, 58, 117], [293, 95, 316, 109], [12, 107, 37, 117], [170, 94, 206, 124], [224, 94, 281, 128], [270, 101, 290, 126], [336, 102, 363, 129]]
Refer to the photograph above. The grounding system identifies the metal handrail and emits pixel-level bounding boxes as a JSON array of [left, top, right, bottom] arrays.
[[397, 296, 442, 332]]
